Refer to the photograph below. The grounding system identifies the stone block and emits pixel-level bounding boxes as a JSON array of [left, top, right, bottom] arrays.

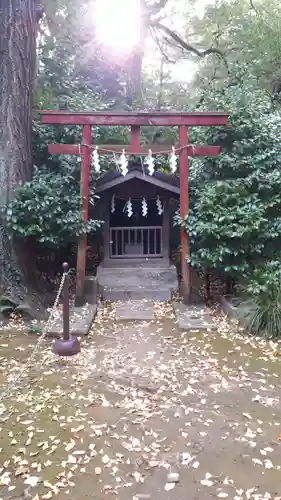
[[173, 303, 216, 331], [115, 300, 155, 321], [84, 276, 98, 304], [47, 304, 97, 337]]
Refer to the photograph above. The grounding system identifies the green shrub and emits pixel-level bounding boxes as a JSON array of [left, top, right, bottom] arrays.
[[235, 261, 281, 337], [5, 161, 103, 248], [174, 82, 281, 283]]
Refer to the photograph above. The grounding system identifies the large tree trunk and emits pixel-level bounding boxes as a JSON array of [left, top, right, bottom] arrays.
[[125, 19, 149, 106], [0, 0, 39, 297], [125, 0, 169, 106]]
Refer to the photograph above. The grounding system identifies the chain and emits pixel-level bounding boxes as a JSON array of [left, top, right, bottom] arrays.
[[0, 271, 67, 403]]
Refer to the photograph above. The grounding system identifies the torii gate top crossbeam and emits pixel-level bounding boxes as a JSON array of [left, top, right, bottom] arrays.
[[40, 110, 228, 127]]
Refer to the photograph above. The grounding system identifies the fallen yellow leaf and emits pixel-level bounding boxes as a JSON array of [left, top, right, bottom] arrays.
[[15, 466, 29, 477]]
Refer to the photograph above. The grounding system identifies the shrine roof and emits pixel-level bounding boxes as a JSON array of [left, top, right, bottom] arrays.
[[96, 163, 180, 195]]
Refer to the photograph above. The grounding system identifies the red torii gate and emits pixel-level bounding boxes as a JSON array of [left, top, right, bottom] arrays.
[[40, 111, 228, 305]]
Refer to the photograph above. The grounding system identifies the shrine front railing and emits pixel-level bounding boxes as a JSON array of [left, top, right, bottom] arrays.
[[110, 226, 163, 258]]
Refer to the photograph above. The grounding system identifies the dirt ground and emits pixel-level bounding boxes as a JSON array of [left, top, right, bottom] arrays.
[[0, 302, 281, 500]]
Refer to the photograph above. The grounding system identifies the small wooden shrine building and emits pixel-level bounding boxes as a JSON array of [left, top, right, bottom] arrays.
[[95, 163, 179, 268]]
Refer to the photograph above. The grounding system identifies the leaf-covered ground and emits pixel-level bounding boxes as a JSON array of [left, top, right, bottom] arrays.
[[0, 302, 281, 500]]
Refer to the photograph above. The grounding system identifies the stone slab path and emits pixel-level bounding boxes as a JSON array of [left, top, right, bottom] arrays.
[[115, 300, 155, 321], [2, 302, 281, 500], [174, 302, 216, 330], [60, 304, 281, 500], [114, 300, 216, 328]]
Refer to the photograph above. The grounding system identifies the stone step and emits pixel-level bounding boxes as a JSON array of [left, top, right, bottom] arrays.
[[97, 264, 178, 302], [101, 288, 172, 301], [101, 258, 169, 268]]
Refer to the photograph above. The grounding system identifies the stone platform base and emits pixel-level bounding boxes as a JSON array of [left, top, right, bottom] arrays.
[[47, 304, 97, 337], [97, 263, 178, 301]]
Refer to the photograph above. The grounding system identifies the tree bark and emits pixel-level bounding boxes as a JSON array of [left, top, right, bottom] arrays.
[[125, 0, 169, 105], [0, 0, 39, 297], [125, 11, 150, 106]]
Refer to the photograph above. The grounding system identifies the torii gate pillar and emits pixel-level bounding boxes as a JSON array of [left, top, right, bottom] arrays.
[[40, 111, 228, 305], [77, 124, 91, 306], [179, 125, 190, 301]]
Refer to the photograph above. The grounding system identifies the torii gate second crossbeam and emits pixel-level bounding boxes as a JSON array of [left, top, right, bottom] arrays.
[[40, 111, 228, 305]]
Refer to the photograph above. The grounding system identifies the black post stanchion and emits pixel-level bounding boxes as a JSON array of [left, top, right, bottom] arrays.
[[62, 262, 70, 341], [52, 263, 81, 357]]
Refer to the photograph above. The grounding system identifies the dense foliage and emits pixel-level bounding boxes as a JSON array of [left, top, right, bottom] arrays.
[[175, 82, 281, 281], [191, 0, 281, 98], [234, 261, 281, 337], [5, 162, 103, 247]]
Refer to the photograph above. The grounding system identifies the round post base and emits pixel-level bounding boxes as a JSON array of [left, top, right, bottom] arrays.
[[52, 337, 81, 357]]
